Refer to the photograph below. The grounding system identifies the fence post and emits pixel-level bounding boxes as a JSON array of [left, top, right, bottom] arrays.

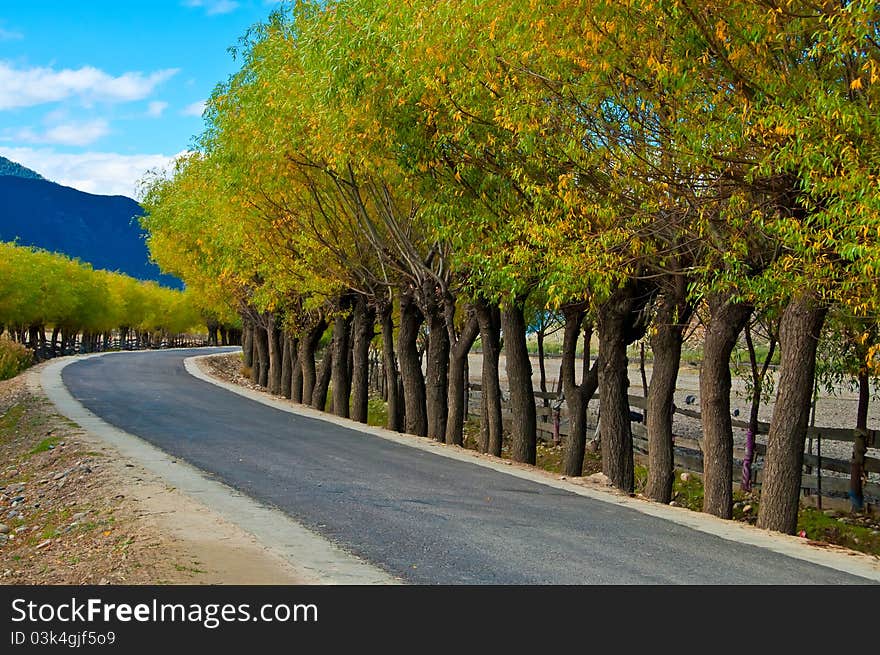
[[817, 432, 822, 511]]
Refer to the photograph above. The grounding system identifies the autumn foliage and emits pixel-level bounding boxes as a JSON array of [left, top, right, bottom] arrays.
[[141, 1, 880, 534], [0, 241, 204, 359]]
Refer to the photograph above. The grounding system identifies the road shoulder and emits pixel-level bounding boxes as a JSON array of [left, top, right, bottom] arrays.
[[0, 358, 304, 584], [41, 352, 398, 585]]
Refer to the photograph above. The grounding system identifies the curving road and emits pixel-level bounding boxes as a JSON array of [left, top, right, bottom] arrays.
[[61, 349, 872, 584]]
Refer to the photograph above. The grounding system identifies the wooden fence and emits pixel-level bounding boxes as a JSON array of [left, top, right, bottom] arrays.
[[466, 382, 880, 505], [28, 333, 212, 361]]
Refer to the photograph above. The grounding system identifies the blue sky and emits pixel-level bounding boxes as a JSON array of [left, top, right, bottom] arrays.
[[0, 0, 283, 197]]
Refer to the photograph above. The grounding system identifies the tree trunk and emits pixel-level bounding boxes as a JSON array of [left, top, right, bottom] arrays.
[[597, 293, 639, 493], [312, 342, 333, 411], [503, 302, 536, 465], [426, 308, 450, 441], [291, 335, 304, 403], [446, 312, 479, 446], [347, 338, 354, 407], [849, 368, 870, 511], [298, 318, 326, 405], [742, 323, 776, 492], [646, 291, 692, 504], [254, 324, 270, 388], [331, 312, 353, 419], [351, 297, 375, 424], [280, 332, 293, 399], [537, 330, 547, 395], [241, 322, 252, 367], [396, 376, 406, 431], [700, 294, 751, 518], [398, 291, 427, 437], [207, 321, 219, 346], [561, 306, 599, 477], [379, 305, 402, 432], [477, 300, 503, 455], [267, 314, 283, 396], [250, 325, 261, 385], [28, 325, 40, 353], [757, 294, 827, 533]]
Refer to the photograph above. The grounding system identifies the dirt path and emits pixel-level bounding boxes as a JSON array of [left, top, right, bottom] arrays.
[[0, 359, 304, 585]]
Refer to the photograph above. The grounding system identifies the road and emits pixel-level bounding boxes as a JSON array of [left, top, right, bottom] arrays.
[[61, 349, 872, 584]]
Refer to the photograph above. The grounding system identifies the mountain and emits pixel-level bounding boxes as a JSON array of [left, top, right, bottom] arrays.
[[0, 174, 181, 288], [0, 155, 45, 181]]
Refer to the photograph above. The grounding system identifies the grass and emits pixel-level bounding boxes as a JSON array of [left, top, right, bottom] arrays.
[[41, 521, 60, 541], [535, 441, 564, 473], [0, 403, 26, 441], [29, 435, 62, 455], [0, 338, 32, 381], [0, 400, 70, 452], [533, 440, 603, 476], [632, 466, 880, 556], [633, 465, 709, 510], [797, 508, 880, 555], [367, 396, 388, 427]]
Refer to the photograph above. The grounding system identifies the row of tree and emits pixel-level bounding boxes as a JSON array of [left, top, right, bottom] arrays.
[[140, 0, 880, 534], [0, 241, 209, 356]]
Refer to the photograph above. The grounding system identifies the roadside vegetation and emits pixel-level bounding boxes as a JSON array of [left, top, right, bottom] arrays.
[[0, 241, 224, 363], [0, 338, 32, 381], [141, 1, 880, 538]]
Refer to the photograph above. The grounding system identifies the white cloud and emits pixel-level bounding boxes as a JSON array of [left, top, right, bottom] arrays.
[[0, 147, 187, 198], [0, 28, 23, 41], [13, 119, 110, 147], [184, 0, 240, 15], [43, 107, 69, 124], [0, 62, 179, 110], [147, 100, 169, 117], [182, 100, 206, 117]]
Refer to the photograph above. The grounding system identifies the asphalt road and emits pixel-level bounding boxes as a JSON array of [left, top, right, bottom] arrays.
[[62, 349, 871, 584]]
